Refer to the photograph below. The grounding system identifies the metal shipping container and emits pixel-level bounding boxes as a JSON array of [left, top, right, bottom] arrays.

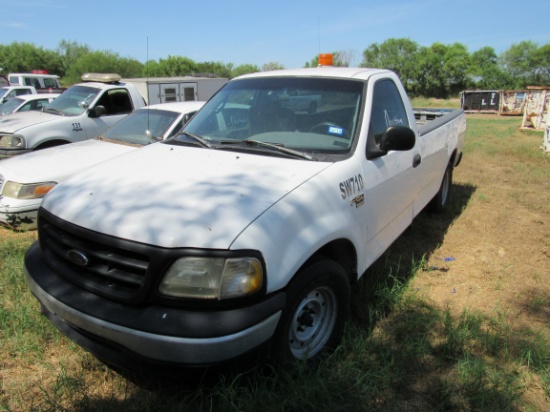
[[460, 90, 500, 113]]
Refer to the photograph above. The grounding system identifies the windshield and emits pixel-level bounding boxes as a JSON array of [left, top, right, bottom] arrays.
[[0, 97, 23, 115], [0, 88, 8, 100], [101, 108, 181, 145], [170, 77, 364, 159], [44, 85, 100, 116]]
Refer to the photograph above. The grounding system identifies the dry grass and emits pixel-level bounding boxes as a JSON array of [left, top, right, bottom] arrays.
[[1, 113, 549, 411]]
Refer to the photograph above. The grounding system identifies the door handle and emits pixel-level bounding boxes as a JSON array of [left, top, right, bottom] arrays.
[[413, 154, 422, 168]]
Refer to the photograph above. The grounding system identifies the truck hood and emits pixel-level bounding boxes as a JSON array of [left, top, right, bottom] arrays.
[[0, 139, 138, 183], [0, 111, 59, 132], [42, 143, 332, 249]]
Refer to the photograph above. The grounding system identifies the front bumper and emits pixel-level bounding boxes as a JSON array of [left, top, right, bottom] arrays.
[[0, 199, 40, 229], [24, 242, 285, 368]]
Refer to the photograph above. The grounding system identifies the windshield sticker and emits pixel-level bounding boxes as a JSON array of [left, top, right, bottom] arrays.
[[339, 174, 364, 205], [328, 126, 344, 136], [384, 110, 405, 127]]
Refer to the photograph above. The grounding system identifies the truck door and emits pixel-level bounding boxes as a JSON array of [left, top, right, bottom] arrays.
[[359, 78, 421, 265], [83, 88, 133, 139]]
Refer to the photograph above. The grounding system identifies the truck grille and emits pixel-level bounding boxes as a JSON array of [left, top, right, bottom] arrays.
[[38, 209, 157, 304]]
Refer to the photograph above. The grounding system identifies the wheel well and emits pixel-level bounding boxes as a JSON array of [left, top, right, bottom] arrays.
[[302, 239, 358, 284], [36, 139, 70, 150]]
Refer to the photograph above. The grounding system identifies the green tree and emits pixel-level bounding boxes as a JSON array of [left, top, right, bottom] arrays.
[[532, 43, 550, 85], [0, 42, 62, 75], [262, 62, 285, 71], [500, 40, 539, 87], [157, 55, 198, 76], [360, 38, 419, 91], [196, 61, 233, 78], [469, 46, 512, 89], [443, 42, 470, 95], [415, 43, 448, 98], [65, 50, 143, 84], [231, 64, 260, 78], [57, 40, 91, 77]]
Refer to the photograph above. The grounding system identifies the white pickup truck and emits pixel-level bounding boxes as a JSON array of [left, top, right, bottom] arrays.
[[0, 73, 146, 159], [24, 67, 466, 372], [0, 85, 38, 105]]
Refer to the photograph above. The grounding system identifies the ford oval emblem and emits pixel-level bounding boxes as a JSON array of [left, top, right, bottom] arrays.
[[67, 250, 89, 266]]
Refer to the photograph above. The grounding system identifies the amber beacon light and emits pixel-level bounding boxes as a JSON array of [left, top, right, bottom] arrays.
[[318, 53, 333, 66]]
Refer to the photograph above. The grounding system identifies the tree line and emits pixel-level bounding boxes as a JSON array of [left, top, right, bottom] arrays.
[[1, 38, 548, 98]]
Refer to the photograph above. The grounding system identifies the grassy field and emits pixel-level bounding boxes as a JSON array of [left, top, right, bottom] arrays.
[[1, 110, 549, 411]]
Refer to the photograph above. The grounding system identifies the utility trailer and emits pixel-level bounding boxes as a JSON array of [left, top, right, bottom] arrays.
[[122, 77, 228, 105]]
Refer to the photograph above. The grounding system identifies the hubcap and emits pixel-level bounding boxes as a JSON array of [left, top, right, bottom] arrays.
[[289, 286, 337, 359]]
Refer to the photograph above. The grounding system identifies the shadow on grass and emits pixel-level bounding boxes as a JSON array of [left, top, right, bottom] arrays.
[[351, 181, 476, 326], [33, 181, 549, 410]]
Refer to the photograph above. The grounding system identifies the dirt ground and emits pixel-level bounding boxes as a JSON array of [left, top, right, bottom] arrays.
[[411, 115, 549, 333]]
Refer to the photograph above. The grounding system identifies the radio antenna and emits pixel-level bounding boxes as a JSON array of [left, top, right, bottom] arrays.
[[146, 37, 150, 135], [318, 15, 321, 64]]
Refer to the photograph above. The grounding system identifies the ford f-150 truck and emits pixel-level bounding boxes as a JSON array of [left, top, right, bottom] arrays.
[[0, 73, 146, 159], [24, 67, 466, 372]]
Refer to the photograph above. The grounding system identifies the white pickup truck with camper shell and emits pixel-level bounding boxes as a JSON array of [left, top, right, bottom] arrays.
[[24, 67, 466, 372], [0, 101, 204, 229], [0, 73, 146, 159]]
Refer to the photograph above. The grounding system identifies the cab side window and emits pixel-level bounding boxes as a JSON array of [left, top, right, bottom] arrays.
[[95, 89, 133, 115], [367, 79, 409, 147]]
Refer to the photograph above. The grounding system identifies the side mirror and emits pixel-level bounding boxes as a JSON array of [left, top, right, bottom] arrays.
[[379, 126, 416, 152], [88, 105, 106, 118], [367, 126, 416, 160]]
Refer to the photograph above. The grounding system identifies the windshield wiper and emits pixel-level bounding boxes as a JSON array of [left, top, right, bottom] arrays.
[[179, 131, 212, 148], [235, 139, 315, 160]]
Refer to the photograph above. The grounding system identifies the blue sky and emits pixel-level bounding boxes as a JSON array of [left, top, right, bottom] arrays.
[[2, 0, 549, 70]]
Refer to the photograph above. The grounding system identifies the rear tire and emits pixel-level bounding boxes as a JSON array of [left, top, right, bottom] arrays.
[[272, 260, 350, 363], [428, 162, 453, 213]]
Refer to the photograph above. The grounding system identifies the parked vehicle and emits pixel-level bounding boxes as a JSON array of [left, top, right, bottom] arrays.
[[0, 73, 147, 159], [278, 88, 322, 113], [0, 86, 38, 105], [122, 76, 228, 105], [24, 67, 466, 373], [0, 93, 59, 116], [8, 72, 64, 93], [0, 101, 204, 229]]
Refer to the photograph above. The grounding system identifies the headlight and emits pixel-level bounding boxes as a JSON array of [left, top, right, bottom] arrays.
[[0, 134, 25, 148], [159, 256, 263, 300], [2, 181, 57, 199]]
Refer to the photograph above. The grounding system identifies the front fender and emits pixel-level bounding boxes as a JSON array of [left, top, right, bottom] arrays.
[[231, 159, 366, 293], [20, 118, 87, 149]]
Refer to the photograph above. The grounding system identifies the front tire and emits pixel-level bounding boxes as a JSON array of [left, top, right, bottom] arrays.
[[273, 260, 350, 363]]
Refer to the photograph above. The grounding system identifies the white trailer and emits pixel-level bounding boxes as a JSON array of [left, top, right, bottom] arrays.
[[122, 77, 228, 105]]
